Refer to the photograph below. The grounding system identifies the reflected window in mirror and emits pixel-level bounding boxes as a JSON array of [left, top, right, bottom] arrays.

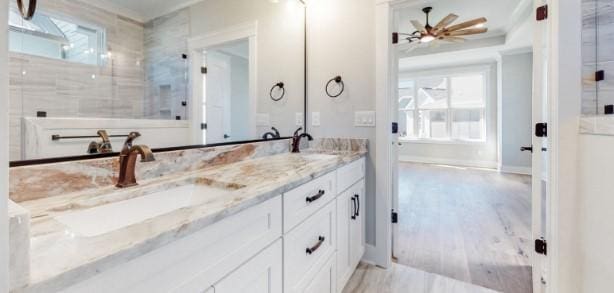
[[8, 8, 106, 66]]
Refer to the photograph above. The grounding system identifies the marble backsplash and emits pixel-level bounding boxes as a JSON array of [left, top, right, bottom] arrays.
[[309, 138, 368, 153], [9, 139, 291, 203], [9, 137, 369, 203]]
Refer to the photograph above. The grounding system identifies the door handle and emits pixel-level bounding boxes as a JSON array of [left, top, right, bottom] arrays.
[[306, 236, 325, 255], [520, 146, 533, 152], [306, 190, 325, 203]]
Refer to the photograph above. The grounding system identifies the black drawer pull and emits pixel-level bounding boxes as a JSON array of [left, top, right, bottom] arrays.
[[306, 236, 326, 255], [351, 197, 357, 220], [306, 190, 325, 203], [354, 194, 360, 217]]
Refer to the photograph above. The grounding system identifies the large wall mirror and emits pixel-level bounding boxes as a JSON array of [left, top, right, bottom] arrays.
[[7, 0, 306, 164]]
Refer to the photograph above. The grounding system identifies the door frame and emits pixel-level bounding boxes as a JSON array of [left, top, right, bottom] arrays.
[[373, 1, 579, 293], [187, 21, 258, 145]]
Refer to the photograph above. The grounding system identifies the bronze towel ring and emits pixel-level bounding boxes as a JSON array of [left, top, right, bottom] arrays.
[[270, 82, 285, 101], [16, 0, 37, 20], [325, 76, 344, 98]]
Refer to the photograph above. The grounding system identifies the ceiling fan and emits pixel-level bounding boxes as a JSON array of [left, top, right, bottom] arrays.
[[392, 7, 488, 48]]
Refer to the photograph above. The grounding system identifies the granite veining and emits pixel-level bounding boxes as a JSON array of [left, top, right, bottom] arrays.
[[10, 140, 367, 292], [10, 139, 290, 202]]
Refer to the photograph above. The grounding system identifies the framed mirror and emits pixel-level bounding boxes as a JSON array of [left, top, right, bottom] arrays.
[[7, 0, 306, 165]]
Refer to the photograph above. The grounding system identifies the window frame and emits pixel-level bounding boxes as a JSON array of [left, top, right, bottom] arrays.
[[398, 66, 490, 144], [8, 6, 108, 66]]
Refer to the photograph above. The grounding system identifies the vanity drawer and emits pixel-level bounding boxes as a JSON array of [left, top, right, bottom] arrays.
[[284, 201, 336, 292], [283, 171, 336, 233], [337, 158, 365, 193]]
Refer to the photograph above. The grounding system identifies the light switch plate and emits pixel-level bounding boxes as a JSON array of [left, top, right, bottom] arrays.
[[295, 113, 304, 126], [311, 112, 321, 126], [354, 111, 376, 127]]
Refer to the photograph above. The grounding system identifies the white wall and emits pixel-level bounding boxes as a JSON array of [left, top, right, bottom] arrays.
[[306, 0, 377, 246], [500, 52, 533, 173], [397, 63, 499, 169], [189, 0, 305, 138], [578, 134, 614, 292], [1, 0, 9, 289]]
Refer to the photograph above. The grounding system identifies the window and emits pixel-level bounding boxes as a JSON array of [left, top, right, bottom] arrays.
[[399, 71, 487, 142], [8, 8, 106, 66]]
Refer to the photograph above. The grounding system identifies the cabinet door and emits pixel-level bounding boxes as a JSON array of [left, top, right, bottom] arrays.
[[336, 189, 354, 290], [303, 253, 337, 293], [349, 180, 365, 266], [214, 239, 282, 293]]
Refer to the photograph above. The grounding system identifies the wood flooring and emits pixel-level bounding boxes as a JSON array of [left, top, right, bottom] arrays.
[[394, 163, 532, 293], [343, 262, 500, 293]]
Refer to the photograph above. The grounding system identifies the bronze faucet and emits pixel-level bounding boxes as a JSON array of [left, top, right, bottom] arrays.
[[87, 130, 114, 154], [291, 127, 313, 153], [116, 132, 155, 188]]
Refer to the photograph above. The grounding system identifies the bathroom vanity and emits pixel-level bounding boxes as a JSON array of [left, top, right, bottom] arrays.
[[8, 139, 367, 293]]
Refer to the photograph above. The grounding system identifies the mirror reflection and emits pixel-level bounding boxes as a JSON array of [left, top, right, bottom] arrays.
[[8, 0, 305, 161]]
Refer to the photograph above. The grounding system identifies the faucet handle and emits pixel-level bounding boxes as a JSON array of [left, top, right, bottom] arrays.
[[293, 127, 303, 137], [123, 131, 141, 147]]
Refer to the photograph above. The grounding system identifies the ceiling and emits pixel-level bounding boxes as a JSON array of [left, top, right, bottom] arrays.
[[395, 0, 527, 40], [89, 0, 203, 22]]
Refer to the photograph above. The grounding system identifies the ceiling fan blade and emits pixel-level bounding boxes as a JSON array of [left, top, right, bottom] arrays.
[[439, 36, 466, 43], [432, 14, 458, 33], [410, 20, 426, 33], [445, 27, 488, 37], [443, 17, 487, 32]]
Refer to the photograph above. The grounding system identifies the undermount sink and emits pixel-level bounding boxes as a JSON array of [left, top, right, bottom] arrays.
[[301, 153, 338, 161], [55, 179, 244, 237]]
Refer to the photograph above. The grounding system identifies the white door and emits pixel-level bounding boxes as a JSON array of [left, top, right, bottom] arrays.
[[213, 240, 282, 293], [391, 45, 401, 261], [531, 1, 551, 292], [204, 51, 232, 144]]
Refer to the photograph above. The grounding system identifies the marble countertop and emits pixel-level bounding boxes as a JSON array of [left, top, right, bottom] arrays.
[[14, 149, 366, 292]]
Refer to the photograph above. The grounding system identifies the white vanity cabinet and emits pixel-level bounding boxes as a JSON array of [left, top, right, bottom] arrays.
[[211, 239, 283, 293], [59, 157, 366, 293]]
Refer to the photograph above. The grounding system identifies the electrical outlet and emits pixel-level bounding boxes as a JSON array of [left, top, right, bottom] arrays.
[[354, 111, 376, 127], [312, 112, 321, 126], [295, 113, 304, 126]]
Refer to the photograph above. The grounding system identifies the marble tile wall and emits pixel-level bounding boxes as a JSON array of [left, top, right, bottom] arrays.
[[582, 0, 614, 115], [9, 0, 146, 160], [9, 139, 291, 203], [144, 9, 190, 120]]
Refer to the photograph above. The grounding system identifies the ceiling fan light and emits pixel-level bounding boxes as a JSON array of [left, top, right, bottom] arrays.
[[420, 35, 435, 43]]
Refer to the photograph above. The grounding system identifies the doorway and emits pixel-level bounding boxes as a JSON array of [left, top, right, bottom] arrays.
[[386, 1, 551, 293], [201, 39, 251, 144]]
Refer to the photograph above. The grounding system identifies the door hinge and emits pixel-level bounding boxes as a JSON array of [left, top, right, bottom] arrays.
[[391, 210, 398, 223], [201, 123, 207, 130], [201, 67, 207, 74], [535, 123, 547, 137], [596, 70, 605, 81], [535, 238, 547, 255], [392, 122, 399, 134], [536, 5, 548, 21]]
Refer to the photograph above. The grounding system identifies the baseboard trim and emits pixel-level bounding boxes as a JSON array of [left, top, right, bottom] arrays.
[[499, 165, 532, 175], [398, 155, 498, 169], [361, 244, 378, 265]]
